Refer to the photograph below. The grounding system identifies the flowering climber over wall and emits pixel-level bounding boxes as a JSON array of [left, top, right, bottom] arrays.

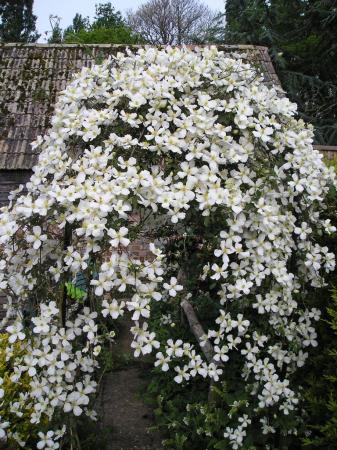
[[0, 46, 336, 448]]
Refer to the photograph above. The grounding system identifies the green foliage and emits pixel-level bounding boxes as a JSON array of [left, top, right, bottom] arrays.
[[0, 334, 46, 449], [224, 0, 337, 145], [55, 416, 111, 450], [65, 281, 86, 301], [47, 16, 63, 44], [62, 2, 142, 45], [141, 157, 337, 449], [145, 293, 303, 449], [0, 0, 39, 43], [92, 2, 124, 29], [63, 13, 90, 36], [303, 290, 337, 448], [325, 156, 337, 175], [64, 26, 140, 45], [300, 158, 337, 448]]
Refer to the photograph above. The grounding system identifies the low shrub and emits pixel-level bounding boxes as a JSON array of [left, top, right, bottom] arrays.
[[0, 333, 47, 449]]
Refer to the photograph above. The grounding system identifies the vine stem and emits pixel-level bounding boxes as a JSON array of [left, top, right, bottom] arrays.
[[61, 223, 72, 326]]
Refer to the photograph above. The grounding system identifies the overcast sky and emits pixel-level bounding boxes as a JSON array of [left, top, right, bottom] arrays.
[[34, 0, 226, 42]]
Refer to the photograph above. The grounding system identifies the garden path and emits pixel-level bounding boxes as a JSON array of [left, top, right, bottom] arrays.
[[100, 318, 164, 450]]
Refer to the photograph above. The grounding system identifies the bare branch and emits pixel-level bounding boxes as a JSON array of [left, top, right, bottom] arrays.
[[181, 299, 223, 367], [127, 0, 219, 45]]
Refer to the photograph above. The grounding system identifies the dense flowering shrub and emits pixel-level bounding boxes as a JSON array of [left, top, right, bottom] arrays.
[[0, 46, 336, 448]]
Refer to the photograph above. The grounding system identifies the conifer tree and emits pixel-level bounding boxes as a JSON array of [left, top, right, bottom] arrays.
[[224, 0, 337, 144], [0, 0, 39, 43], [63, 13, 90, 37]]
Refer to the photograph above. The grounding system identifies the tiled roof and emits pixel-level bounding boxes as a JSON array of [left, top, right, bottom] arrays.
[[0, 43, 281, 170]]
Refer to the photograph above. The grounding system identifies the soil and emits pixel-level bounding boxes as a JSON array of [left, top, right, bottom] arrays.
[[100, 318, 164, 450]]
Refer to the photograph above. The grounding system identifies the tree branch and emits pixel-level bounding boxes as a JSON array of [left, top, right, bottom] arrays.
[[180, 298, 223, 367]]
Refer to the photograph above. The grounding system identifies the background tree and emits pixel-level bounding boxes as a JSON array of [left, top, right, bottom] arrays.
[[63, 13, 90, 36], [63, 2, 141, 45], [0, 0, 39, 43], [63, 26, 141, 45], [92, 2, 124, 29], [127, 0, 219, 45], [193, 12, 225, 44], [47, 15, 63, 44], [224, 0, 337, 145]]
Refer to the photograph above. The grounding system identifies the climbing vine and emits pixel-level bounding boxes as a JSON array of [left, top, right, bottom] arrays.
[[0, 46, 336, 449]]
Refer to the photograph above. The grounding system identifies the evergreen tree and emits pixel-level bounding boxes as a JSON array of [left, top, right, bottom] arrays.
[[225, 0, 266, 44], [225, 0, 245, 25], [92, 2, 124, 29], [224, 0, 337, 145], [63, 13, 90, 37], [0, 0, 39, 43]]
